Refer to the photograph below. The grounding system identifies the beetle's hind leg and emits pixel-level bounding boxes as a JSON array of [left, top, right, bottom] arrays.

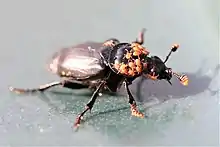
[[9, 81, 63, 94], [9, 80, 89, 94], [124, 80, 144, 118], [73, 81, 105, 129]]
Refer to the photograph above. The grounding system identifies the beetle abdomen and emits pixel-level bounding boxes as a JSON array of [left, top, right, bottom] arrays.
[[48, 49, 63, 74], [59, 54, 104, 78], [48, 46, 106, 79]]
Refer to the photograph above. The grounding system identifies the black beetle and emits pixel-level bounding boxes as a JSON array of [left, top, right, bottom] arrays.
[[9, 28, 189, 129]]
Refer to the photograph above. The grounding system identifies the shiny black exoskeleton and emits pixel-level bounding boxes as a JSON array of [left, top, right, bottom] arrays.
[[9, 28, 188, 129]]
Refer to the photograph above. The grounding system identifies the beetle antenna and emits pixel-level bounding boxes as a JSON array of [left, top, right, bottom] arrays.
[[163, 44, 179, 63], [171, 71, 189, 86]]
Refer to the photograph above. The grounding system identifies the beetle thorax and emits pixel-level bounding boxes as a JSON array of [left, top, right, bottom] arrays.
[[109, 43, 150, 77]]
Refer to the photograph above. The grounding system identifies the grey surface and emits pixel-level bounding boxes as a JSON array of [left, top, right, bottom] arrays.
[[0, 0, 219, 146]]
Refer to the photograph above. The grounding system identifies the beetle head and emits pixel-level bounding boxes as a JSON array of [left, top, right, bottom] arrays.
[[143, 56, 172, 81], [142, 44, 189, 86]]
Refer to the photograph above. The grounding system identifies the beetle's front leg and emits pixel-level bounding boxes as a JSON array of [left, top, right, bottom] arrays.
[[124, 80, 144, 118], [73, 81, 105, 129]]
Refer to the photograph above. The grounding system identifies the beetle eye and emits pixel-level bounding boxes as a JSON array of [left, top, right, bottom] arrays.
[[165, 68, 171, 73]]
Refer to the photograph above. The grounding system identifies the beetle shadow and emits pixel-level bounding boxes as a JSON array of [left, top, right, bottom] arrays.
[[38, 88, 131, 117], [37, 91, 182, 141], [126, 63, 220, 106], [38, 92, 131, 117], [36, 87, 130, 119], [47, 88, 122, 97], [43, 61, 219, 111]]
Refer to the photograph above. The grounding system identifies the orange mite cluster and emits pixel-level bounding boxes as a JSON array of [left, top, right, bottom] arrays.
[[103, 40, 115, 47], [130, 43, 149, 57], [113, 43, 150, 77]]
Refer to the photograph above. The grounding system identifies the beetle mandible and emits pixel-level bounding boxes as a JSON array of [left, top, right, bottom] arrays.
[[9, 28, 189, 129]]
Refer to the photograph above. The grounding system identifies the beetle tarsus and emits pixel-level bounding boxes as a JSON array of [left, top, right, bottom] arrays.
[[73, 114, 85, 129], [73, 81, 105, 129], [124, 80, 145, 118], [9, 87, 34, 94], [74, 116, 81, 128], [130, 103, 144, 118], [9, 87, 43, 94]]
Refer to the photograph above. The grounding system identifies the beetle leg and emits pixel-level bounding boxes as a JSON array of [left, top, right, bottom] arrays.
[[9, 81, 62, 94], [9, 80, 88, 94], [124, 80, 144, 118], [62, 80, 89, 89], [133, 28, 146, 45], [73, 81, 105, 129]]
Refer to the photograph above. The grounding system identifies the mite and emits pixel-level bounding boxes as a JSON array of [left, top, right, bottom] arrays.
[[9, 29, 188, 129]]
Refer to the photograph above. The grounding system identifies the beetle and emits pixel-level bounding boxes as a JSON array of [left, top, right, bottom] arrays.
[[9, 28, 189, 129]]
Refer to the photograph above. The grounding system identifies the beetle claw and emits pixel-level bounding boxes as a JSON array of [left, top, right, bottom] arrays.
[[9, 87, 29, 94], [73, 115, 83, 129]]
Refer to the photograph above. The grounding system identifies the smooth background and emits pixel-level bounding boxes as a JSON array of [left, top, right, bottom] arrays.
[[0, 0, 219, 146]]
